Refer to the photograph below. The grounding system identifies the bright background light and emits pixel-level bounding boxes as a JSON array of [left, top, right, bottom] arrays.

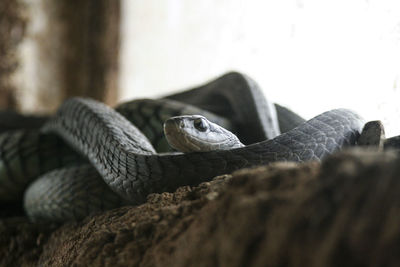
[[119, 0, 400, 137]]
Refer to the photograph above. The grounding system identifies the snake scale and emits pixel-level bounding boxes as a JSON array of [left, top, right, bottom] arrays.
[[0, 72, 397, 222]]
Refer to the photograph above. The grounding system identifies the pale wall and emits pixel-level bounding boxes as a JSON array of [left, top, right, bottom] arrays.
[[119, 0, 400, 137]]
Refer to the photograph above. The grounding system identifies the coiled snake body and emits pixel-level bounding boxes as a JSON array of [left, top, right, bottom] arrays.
[[1, 72, 393, 222]]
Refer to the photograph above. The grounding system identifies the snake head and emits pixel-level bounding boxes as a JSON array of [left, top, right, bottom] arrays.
[[163, 115, 244, 152]]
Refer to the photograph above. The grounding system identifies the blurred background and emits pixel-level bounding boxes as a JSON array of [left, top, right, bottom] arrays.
[[1, 0, 400, 136]]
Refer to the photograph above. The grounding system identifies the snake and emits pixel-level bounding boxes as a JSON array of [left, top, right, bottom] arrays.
[[0, 72, 398, 222]]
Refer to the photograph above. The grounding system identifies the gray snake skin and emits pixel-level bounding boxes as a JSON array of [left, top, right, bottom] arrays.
[[0, 72, 376, 222], [44, 99, 364, 204]]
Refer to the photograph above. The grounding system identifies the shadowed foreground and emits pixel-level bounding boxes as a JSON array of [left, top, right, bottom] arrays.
[[1, 148, 400, 266]]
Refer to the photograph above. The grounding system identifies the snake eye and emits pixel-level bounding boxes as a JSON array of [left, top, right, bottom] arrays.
[[193, 118, 208, 132]]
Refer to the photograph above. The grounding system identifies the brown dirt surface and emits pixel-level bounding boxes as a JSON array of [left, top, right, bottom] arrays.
[[1, 148, 400, 266]]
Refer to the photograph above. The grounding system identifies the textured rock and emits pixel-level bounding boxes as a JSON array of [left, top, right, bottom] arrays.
[[2, 148, 400, 266]]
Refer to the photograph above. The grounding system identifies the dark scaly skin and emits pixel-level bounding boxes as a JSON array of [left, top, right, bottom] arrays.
[[39, 98, 365, 206], [1, 72, 367, 222], [1, 72, 283, 218], [0, 111, 49, 133], [0, 99, 230, 205], [0, 99, 232, 222], [24, 165, 128, 222], [358, 121, 385, 150], [116, 98, 233, 152], [165, 72, 307, 143], [385, 136, 400, 150], [274, 104, 306, 133], [165, 72, 281, 144], [21, 99, 304, 223], [0, 131, 81, 203]]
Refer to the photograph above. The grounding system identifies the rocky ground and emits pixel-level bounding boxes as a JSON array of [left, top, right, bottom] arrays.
[[1, 148, 400, 266]]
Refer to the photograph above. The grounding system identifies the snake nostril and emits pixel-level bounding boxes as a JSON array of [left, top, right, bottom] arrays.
[[179, 121, 185, 128]]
